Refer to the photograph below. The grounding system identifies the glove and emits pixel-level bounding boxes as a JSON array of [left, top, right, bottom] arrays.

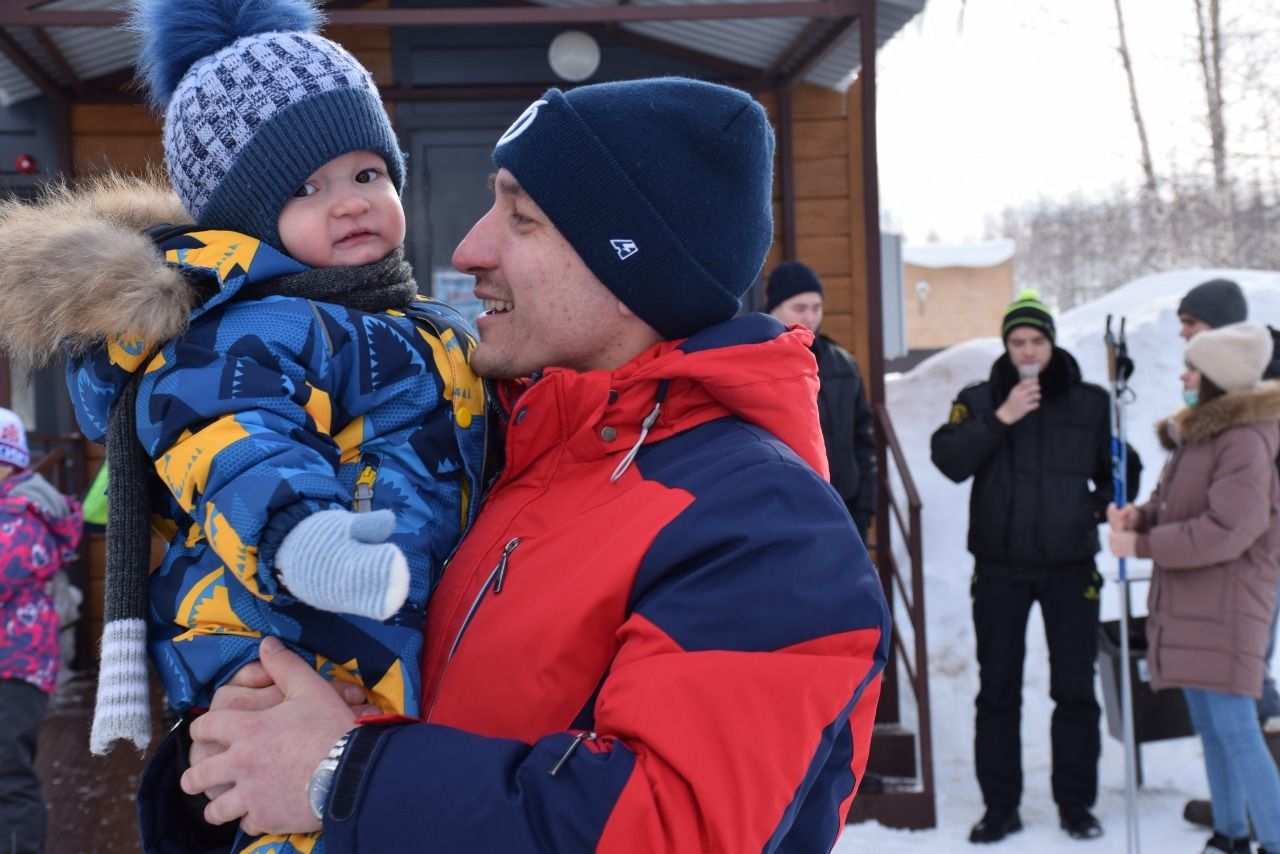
[[274, 509, 409, 621], [12, 472, 71, 518]]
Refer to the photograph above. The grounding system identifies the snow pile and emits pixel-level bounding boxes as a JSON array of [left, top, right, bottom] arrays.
[[837, 269, 1280, 851]]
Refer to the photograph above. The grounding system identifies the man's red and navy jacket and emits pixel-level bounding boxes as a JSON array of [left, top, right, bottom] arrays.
[[325, 313, 891, 852]]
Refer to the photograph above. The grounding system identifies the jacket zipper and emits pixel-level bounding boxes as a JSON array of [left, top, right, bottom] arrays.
[[549, 731, 597, 776], [353, 464, 377, 512], [427, 536, 522, 720], [490, 537, 521, 594]]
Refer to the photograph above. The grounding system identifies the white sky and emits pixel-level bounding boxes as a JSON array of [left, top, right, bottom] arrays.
[[876, 0, 1264, 244]]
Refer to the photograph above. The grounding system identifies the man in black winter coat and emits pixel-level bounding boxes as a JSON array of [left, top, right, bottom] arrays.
[[931, 290, 1112, 845], [766, 261, 876, 540]]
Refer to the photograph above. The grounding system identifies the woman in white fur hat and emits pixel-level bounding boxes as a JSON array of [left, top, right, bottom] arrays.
[[1110, 322, 1280, 854]]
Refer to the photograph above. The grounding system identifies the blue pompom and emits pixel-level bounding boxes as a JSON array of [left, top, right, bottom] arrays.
[[130, 0, 321, 109]]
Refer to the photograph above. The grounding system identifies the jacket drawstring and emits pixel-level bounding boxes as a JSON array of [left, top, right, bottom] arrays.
[[611, 380, 670, 483]]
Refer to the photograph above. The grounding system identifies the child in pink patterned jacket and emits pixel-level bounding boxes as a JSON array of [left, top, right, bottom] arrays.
[[0, 407, 82, 854]]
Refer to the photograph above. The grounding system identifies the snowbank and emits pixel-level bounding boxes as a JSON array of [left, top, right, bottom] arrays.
[[837, 269, 1280, 851]]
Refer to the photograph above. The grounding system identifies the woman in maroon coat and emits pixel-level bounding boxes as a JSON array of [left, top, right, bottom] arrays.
[[1110, 321, 1280, 854]]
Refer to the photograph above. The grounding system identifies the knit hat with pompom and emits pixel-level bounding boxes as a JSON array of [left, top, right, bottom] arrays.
[[131, 0, 404, 249]]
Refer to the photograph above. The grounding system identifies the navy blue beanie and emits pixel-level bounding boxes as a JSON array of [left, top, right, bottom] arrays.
[[132, 0, 405, 251], [765, 261, 824, 312], [492, 78, 776, 340]]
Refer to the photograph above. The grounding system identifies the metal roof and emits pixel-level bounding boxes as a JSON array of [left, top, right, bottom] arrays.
[[0, 0, 924, 106]]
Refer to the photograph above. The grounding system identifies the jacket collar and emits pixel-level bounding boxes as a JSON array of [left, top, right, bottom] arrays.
[[1158, 380, 1280, 449], [494, 313, 827, 483]]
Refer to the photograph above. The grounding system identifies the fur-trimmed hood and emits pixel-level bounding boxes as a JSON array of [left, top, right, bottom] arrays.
[[0, 172, 193, 366], [1158, 380, 1280, 449]]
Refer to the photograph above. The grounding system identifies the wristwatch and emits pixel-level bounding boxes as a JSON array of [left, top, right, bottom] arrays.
[[307, 732, 352, 822]]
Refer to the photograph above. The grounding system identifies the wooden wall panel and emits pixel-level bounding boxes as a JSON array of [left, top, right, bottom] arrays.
[[820, 276, 853, 315], [795, 198, 851, 236], [793, 118, 847, 160], [794, 156, 848, 199], [764, 80, 869, 388], [71, 104, 162, 177], [796, 235, 851, 277]]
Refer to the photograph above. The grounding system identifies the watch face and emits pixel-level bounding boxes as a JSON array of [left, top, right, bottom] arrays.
[[308, 763, 335, 821]]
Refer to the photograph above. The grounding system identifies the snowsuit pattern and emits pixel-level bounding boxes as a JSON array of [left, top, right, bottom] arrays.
[[0, 472, 83, 695], [316, 315, 890, 853], [66, 229, 487, 854]]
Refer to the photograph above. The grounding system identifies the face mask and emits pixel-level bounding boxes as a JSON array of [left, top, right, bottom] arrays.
[[1182, 389, 1200, 408]]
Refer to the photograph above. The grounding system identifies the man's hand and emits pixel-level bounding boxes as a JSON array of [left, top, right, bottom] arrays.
[[1109, 530, 1139, 558], [1106, 502, 1141, 532], [995, 378, 1042, 425], [189, 659, 372, 780], [181, 636, 358, 836]]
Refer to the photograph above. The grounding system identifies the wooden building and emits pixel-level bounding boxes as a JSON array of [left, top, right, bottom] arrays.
[[903, 239, 1017, 350], [0, 0, 935, 833]]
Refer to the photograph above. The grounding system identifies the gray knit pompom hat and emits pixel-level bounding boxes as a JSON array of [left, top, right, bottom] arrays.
[[132, 0, 405, 250]]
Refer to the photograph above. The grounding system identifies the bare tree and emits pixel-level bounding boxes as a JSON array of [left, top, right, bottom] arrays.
[[1195, 0, 1232, 260], [1195, 0, 1229, 196], [1112, 0, 1158, 196]]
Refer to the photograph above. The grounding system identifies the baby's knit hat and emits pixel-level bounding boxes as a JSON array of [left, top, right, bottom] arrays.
[[1002, 288, 1055, 343], [492, 78, 775, 341], [132, 0, 404, 250], [0, 407, 29, 470], [1185, 321, 1272, 392]]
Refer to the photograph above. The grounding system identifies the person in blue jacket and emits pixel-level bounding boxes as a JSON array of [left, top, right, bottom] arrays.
[[0, 1, 486, 852]]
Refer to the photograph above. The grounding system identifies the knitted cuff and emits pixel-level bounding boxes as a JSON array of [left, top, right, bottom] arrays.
[[90, 618, 151, 755]]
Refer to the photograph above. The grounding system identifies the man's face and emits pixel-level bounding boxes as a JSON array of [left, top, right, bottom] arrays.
[[770, 293, 824, 334], [277, 150, 405, 268], [1005, 326, 1052, 373], [1179, 313, 1213, 341], [453, 169, 633, 379]]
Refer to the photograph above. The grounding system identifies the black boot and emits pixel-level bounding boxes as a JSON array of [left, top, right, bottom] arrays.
[[1203, 832, 1252, 853], [1185, 799, 1214, 828], [1059, 805, 1103, 839], [969, 808, 1022, 844]]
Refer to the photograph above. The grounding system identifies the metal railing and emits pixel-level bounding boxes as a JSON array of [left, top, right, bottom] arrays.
[[869, 402, 936, 827]]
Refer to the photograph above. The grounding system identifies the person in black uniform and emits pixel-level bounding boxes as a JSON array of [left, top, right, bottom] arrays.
[[931, 290, 1114, 844], [766, 261, 876, 541]]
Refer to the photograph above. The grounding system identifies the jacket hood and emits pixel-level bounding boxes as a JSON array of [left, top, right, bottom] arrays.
[[0, 172, 195, 367], [47, 179, 307, 442], [1158, 380, 1280, 449], [498, 312, 829, 479]]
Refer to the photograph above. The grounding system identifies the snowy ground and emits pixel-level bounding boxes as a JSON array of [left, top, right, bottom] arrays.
[[835, 269, 1280, 852]]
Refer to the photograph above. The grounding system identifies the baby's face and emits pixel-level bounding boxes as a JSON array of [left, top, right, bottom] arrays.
[[278, 150, 405, 268]]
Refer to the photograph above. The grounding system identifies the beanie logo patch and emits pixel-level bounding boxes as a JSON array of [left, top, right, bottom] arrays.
[[610, 239, 639, 260], [497, 99, 547, 147]]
